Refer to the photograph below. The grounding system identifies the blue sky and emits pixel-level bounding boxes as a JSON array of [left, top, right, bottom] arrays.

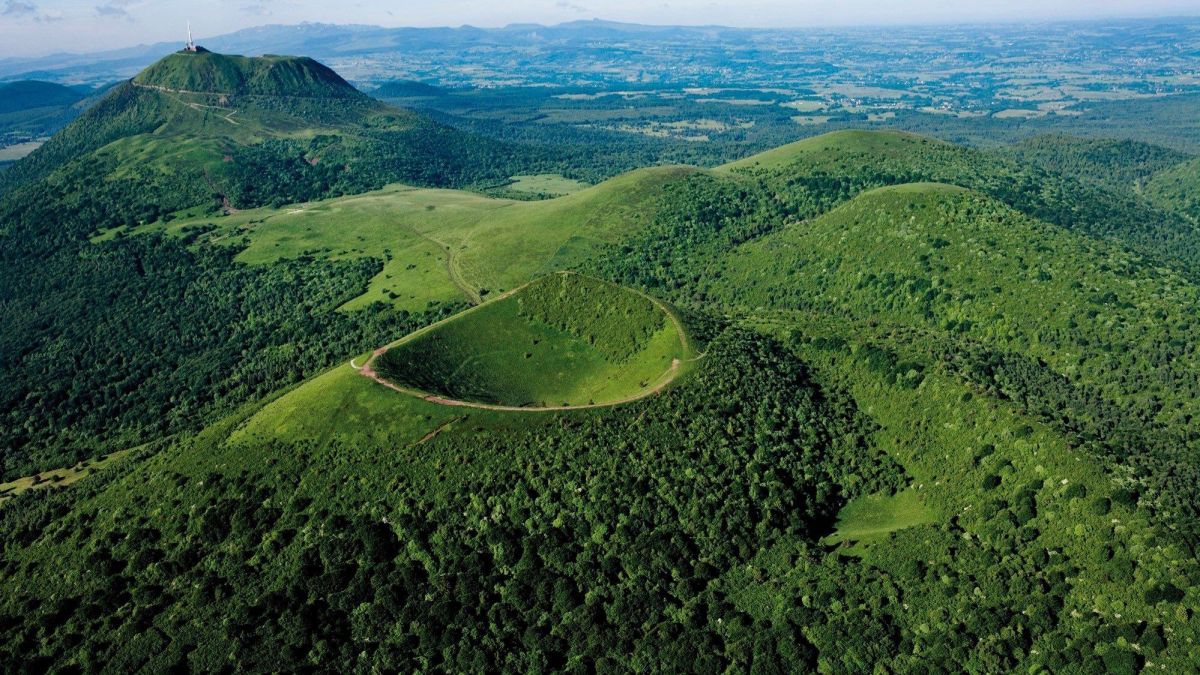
[[1, 0, 1198, 57]]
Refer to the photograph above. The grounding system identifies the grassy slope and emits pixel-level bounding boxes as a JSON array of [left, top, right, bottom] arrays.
[[229, 362, 521, 450], [719, 128, 940, 171], [113, 165, 698, 311]]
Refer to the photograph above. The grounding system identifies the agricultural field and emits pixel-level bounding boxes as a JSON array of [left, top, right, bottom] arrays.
[[0, 140, 45, 162]]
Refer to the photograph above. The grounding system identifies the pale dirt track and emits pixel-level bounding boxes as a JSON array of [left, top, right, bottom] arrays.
[[358, 356, 683, 413]]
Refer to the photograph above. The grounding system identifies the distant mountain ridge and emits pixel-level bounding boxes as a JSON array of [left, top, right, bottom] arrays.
[[0, 80, 88, 114], [4, 16, 1198, 86], [0, 20, 743, 82]]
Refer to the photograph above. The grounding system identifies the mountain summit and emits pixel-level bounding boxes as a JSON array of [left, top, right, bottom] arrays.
[[1, 48, 523, 225], [131, 50, 364, 99]]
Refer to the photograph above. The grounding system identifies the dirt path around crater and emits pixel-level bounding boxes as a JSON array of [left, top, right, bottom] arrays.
[[349, 273, 702, 412]]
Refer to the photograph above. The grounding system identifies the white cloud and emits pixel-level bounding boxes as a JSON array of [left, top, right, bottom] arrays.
[[240, 0, 273, 16], [96, 0, 140, 20], [2, 0, 37, 16], [4, 0, 63, 22]]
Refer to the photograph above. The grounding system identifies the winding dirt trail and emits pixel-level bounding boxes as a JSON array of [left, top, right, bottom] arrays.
[[133, 82, 243, 125], [395, 221, 480, 304], [358, 356, 684, 413], [350, 272, 702, 413]]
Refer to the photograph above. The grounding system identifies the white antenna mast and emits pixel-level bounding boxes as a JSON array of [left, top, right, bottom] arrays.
[[186, 22, 196, 51]]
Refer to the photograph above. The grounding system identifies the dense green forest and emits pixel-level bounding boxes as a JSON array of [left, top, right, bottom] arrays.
[[2, 48, 1200, 673], [1003, 135, 1190, 189], [590, 152, 1200, 542], [1146, 157, 1200, 224]]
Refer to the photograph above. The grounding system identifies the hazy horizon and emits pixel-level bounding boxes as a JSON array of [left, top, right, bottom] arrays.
[[2, 0, 1200, 59]]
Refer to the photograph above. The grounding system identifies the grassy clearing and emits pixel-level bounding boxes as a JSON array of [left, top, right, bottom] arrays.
[[0, 449, 132, 506], [505, 173, 589, 196], [792, 115, 832, 126], [781, 100, 827, 112], [0, 141, 45, 161], [823, 488, 933, 552]]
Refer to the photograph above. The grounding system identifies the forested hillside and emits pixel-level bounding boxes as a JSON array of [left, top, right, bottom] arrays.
[[1147, 157, 1200, 224], [0, 81, 87, 114], [0, 80, 93, 153], [1004, 134, 1191, 191], [725, 131, 1200, 278]]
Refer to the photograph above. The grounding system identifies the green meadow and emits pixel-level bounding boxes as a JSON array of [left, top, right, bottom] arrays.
[[504, 173, 590, 196], [106, 165, 696, 311]]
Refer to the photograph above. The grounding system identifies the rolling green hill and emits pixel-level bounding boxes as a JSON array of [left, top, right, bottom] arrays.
[[721, 129, 1200, 279], [0, 80, 87, 114], [3, 115, 1200, 673], [1146, 156, 1200, 224]]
